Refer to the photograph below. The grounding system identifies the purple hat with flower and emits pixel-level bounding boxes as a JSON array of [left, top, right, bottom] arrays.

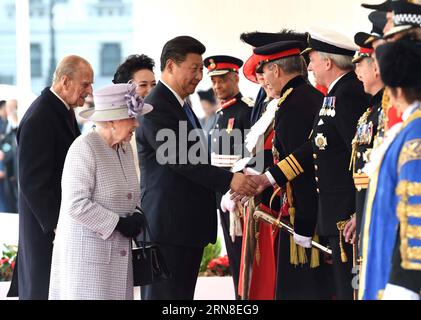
[[79, 83, 153, 121]]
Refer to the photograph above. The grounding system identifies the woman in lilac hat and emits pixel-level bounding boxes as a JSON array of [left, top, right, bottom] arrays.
[[48, 83, 152, 300]]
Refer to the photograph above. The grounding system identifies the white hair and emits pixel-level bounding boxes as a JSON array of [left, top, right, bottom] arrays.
[[318, 52, 354, 71], [52, 55, 91, 85]]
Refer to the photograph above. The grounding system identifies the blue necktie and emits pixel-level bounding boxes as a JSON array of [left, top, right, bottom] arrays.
[[183, 102, 197, 129]]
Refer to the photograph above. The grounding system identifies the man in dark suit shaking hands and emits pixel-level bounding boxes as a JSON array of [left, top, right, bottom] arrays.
[[12, 55, 94, 299], [137, 36, 258, 300]]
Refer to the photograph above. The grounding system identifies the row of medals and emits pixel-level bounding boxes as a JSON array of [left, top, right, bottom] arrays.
[[319, 97, 336, 117]]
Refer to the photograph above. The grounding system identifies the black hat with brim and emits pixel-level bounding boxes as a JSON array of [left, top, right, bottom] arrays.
[[240, 30, 308, 48], [369, 11, 387, 35], [253, 40, 305, 73], [353, 32, 376, 63], [361, 0, 391, 12], [384, 0, 421, 38]]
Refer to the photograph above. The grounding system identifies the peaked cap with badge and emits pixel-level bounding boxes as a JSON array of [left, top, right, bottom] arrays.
[[253, 40, 306, 73], [204, 55, 243, 77], [384, 0, 421, 38], [352, 11, 387, 63], [304, 28, 358, 56]]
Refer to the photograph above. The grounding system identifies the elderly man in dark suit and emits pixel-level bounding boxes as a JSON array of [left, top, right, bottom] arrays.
[[12, 55, 94, 300], [137, 36, 258, 300]]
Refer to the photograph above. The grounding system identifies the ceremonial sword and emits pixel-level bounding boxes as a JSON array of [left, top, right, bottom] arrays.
[[253, 210, 332, 255]]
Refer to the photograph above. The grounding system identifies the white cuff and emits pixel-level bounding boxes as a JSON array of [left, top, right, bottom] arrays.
[[382, 283, 420, 300], [265, 171, 277, 187]]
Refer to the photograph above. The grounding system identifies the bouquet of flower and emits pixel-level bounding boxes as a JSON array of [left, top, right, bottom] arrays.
[[207, 255, 231, 276], [0, 244, 17, 281]]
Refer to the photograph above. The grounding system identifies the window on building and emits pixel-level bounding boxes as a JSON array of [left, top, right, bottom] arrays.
[[0, 75, 14, 85], [100, 43, 121, 77], [95, 0, 125, 16], [30, 43, 42, 78]]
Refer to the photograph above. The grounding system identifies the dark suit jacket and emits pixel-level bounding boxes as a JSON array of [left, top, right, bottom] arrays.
[[13, 87, 80, 299], [310, 72, 369, 235], [2, 125, 19, 213], [136, 81, 233, 248], [211, 92, 251, 158], [268, 76, 323, 236]]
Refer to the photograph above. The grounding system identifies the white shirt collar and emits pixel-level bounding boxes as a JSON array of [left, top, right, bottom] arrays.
[[402, 101, 420, 122], [50, 87, 70, 110], [327, 73, 347, 94], [160, 80, 186, 108]]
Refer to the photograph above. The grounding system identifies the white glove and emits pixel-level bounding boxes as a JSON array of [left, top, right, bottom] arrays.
[[220, 190, 243, 242], [293, 232, 312, 248], [382, 283, 420, 300], [220, 191, 236, 213]]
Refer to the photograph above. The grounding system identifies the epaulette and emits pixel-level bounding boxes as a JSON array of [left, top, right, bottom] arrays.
[[241, 96, 255, 107], [276, 88, 293, 108], [216, 98, 237, 112]]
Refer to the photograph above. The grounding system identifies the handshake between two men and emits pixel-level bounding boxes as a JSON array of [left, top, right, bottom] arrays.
[[217, 169, 272, 242], [229, 169, 272, 201], [224, 169, 315, 250]]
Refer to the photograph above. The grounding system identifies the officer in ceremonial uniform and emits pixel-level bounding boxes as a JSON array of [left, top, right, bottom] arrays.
[[203, 55, 252, 298], [240, 31, 315, 187], [254, 40, 332, 300], [344, 16, 387, 246], [240, 30, 310, 126], [238, 32, 292, 300], [204, 55, 253, 166], [305, 28, 370, 299], [238, 31, 322, 300]]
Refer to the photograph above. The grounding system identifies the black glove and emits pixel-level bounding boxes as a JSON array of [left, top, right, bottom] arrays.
[[115, 209, 145, 238]]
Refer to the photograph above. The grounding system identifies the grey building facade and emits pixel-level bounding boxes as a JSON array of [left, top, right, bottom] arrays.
[[0, 0, 135, 94]]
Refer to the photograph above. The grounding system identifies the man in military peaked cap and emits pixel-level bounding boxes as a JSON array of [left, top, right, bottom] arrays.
[[305, 28, 370, 300], [252, 40, 332, 300], [240, 30, 310, 125], [238, 30, 327, 300], [204, 54, 253, 299], [344, 20, 387, 251]]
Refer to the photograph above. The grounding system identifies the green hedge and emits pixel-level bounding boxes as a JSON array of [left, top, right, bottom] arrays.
[[199, 237, 222, 273]]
